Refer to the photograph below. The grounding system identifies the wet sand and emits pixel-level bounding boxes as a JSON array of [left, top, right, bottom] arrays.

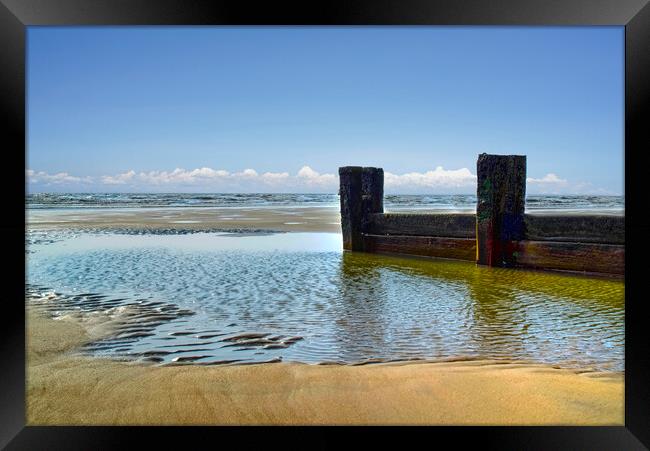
[[27, 307, 623, 425], [27, 206, 343, 233], [28, 206, 620, 234]]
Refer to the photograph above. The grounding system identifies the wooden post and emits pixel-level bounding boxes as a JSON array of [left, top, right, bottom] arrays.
[[476, 153, 526, 267], [361, 167, 384, 233], [339, 166, 363, 251], [339, 166, 384, 251]]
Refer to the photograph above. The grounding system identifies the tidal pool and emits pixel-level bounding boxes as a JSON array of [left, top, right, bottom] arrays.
[[26, 231, 624, 371]]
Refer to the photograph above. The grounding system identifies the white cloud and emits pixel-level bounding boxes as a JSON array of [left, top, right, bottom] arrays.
[[384, 167, 477, 193], [188, 167, 229, 178], [260, 171, 290, 186], [236, 169, 258, 178], [26, 169, 92, 185], [102, 165, 338, 191], [26, 165, 615, 195], [296, 166, 338, 188], [101, 170, 136, 185], [43, 165, 339, 192], [526, 173, 570, 194], [133, 167, 230, 185], [297, 166, 319, 178], [261, 171, 289, 180], [527, 173, 567, 185]]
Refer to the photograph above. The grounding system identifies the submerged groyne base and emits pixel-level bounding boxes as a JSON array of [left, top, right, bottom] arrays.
[[339, 154, 624, 276]]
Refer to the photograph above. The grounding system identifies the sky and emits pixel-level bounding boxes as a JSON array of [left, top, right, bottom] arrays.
[[27, 26, 624, 194]]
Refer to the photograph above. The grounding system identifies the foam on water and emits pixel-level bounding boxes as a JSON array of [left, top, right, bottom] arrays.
[[26, 230, 624, 370], [26, 192, 624, 214]]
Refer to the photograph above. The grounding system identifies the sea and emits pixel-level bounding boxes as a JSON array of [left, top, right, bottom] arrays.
[[26, 193, 624, 214]]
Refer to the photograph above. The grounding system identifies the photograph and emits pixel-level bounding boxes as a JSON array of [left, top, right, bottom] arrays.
[[25, 25, 626, 426]]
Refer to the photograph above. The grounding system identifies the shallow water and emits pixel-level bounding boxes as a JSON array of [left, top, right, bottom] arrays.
[[26, 231, 624, 371]]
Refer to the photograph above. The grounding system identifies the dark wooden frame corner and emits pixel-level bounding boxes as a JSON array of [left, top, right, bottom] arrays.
[[2, 0, 648, 448]]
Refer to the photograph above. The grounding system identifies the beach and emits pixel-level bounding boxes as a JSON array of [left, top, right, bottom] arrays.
[[27, 206, 343, 233], [26, 199, 625, 425], [27, 307, 623, 425], [26, 202, 623, 235]]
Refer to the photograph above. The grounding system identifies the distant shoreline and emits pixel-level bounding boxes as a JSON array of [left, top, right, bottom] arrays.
[[26, 204, 624, 236], [27, 206, 343, 233]]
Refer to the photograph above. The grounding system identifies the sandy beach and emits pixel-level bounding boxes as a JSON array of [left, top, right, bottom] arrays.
[[27, 307, 623, 425], [26, 204, 625, 425], [27, 205, 622, 235], [27, 206, 343, 233]]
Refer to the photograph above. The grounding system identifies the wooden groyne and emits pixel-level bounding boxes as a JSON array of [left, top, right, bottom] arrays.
[[339, 154, 624, 276]]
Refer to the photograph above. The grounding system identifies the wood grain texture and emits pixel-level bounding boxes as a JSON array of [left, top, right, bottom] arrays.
[[361, 168, 384, 234], [363, 234, 476, 261], [476, 154, 526, 267], [516, 240, 624, 275], [338, 166, 363, 251], [366, 213, 476, 238], [524, 215, 624, 244]]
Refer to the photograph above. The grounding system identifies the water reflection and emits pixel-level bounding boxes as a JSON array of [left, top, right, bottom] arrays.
[[335, 252, 391, 362], [27, 231, 624, 370], [337, 251, 623, 369]]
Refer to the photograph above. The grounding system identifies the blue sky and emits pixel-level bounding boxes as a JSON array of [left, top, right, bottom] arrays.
[[27, 26, 624, 194]]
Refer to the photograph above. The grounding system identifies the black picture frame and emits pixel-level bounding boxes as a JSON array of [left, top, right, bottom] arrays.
[[2, 0, 649, 449]]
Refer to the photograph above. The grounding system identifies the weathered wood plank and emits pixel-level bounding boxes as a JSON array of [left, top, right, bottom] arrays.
[[363, 234, 476, 261], [366, 213, 476, 238], [476, 154, 526, 267], [340, 159, 625, 276], [524, 214, 624, 244], [361, 168, 384, 234], [339, 166, 363, 251], [516, 240, 624, 275]]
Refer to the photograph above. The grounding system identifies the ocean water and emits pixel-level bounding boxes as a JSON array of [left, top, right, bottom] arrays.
[[26, 193, 624, 214], [26, 230, 624, 371]]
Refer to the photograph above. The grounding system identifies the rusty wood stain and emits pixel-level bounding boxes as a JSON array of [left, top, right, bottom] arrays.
[[363, 234, 477, 261], [339, 154, 624, 276], [516, 241, 624, 275]]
